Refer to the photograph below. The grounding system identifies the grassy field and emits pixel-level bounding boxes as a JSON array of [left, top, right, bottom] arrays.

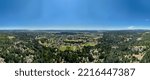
[[83, 42, 96, 47], [59, 45, 81, 51]]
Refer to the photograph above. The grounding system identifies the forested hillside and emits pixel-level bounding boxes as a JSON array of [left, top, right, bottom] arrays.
[[0, 30, 150, 63]]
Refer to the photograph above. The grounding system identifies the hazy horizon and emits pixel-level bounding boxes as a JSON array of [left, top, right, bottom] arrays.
[[0, 26, 150, 30], [0, 28, 150, 31]]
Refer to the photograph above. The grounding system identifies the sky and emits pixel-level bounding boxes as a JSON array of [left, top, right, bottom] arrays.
[[0, 0, 150, 30]]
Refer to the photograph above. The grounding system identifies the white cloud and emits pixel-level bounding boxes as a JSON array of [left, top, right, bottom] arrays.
[[127, 26, 135, 29], [127, 26, 150, 30]]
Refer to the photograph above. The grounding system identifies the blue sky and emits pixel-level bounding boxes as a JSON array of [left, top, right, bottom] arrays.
[[0, 0, 150, 30]]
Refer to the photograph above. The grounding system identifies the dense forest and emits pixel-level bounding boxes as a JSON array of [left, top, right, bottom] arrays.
[[0, 30, 150, 63]]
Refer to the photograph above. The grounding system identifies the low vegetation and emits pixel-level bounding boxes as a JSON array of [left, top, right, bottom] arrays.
[[0, 30, 150, 63]]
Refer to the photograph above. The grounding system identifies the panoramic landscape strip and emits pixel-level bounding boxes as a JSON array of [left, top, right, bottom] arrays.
[[0, 30, 150, 63]]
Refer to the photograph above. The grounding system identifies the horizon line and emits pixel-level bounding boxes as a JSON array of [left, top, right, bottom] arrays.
[[0, 26, 150, 30], [0, 29, 150, 31]]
